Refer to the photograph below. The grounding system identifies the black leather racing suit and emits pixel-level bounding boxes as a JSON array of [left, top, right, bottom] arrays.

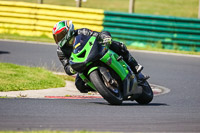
[[57, 28, 139, 93]]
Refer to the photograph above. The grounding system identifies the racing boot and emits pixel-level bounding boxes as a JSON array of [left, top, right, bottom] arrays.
[[126, 54, 143, 74]]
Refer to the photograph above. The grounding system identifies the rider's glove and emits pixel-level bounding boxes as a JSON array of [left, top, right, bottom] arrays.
[[69, 66, 77, 75], [64, 65, 77, 75], [102, 37, 112, 47]]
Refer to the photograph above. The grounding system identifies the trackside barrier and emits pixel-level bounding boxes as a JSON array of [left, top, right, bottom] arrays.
[[0, 1, 104, 38], [103, 11, 200, 51], [1, 1, 200, 51]]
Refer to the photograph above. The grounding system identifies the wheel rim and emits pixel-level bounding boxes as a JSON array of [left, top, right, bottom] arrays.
[[102, 76, 122, 98]]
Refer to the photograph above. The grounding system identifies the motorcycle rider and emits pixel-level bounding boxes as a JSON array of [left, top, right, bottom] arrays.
[[53, 20, 143, 93]]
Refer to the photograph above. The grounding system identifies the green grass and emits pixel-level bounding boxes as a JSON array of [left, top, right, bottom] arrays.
[[127, 45, 200, 56], [2, 0, 199, 18], [57, 75, 75, 82], [0, 33, 54, 43], [0, 63, 66, 92]]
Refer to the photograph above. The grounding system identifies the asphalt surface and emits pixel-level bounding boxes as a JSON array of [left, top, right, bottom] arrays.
[[0, 40, 200, 132]]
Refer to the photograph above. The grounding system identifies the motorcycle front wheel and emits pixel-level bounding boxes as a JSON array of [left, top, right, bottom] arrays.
[[89, 69, 123, 105], [135, 81, 153, 104]]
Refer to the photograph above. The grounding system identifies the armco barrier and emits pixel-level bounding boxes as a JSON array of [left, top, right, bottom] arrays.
[[103, 11, 200, 51], [1, 1, 200, 51], [0, 1, 104, 38]]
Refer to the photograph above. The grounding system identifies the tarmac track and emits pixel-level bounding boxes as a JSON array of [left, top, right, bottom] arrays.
[[0, 40, 200, 132]]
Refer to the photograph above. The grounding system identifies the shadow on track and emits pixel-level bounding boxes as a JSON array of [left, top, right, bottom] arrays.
[[90, 102, 168, 106], [0, 51, 10, 55]]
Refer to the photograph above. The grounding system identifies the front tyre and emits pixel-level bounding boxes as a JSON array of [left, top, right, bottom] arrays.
[[135, 81, 153, 105], [89, 70, 123, 105]]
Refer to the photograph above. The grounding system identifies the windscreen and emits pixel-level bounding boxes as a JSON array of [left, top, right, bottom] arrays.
[[73, 35, 91, 54]]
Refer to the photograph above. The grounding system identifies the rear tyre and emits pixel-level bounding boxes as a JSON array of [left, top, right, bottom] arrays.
[[135, 81, 153, 105], [89, 70, 123, 105]]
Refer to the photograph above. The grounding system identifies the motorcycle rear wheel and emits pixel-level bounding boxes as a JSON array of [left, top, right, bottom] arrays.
[[89, 69, 123, 105]]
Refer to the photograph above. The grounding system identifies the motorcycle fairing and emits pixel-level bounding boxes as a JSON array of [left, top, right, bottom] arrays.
[[100, 50, 138, 98], [70, 35, 140, 99], [70, 36, 103, 72]]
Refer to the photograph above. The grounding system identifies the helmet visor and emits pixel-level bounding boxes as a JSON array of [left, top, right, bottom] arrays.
[[53, 28, 67, 44]]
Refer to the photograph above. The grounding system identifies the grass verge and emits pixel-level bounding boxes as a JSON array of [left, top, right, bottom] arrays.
[[0, 33, 54, 43], [57, 75, 75, 82], [127, 46, 200, 56], [0, 63, 66, 92]]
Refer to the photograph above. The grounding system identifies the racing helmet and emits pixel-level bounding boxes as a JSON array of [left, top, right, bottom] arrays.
[[52, 20, 75, 48]]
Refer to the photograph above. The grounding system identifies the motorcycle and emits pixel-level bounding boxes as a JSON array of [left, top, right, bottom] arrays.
[[69, 35, 153, 105]]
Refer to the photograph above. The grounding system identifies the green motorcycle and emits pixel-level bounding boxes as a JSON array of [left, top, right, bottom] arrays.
[[69, 36, 153, 105]]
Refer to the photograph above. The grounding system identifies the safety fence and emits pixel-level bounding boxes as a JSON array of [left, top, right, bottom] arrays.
[[1, 1, 200, 51], [104, 11, 200, 51]]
